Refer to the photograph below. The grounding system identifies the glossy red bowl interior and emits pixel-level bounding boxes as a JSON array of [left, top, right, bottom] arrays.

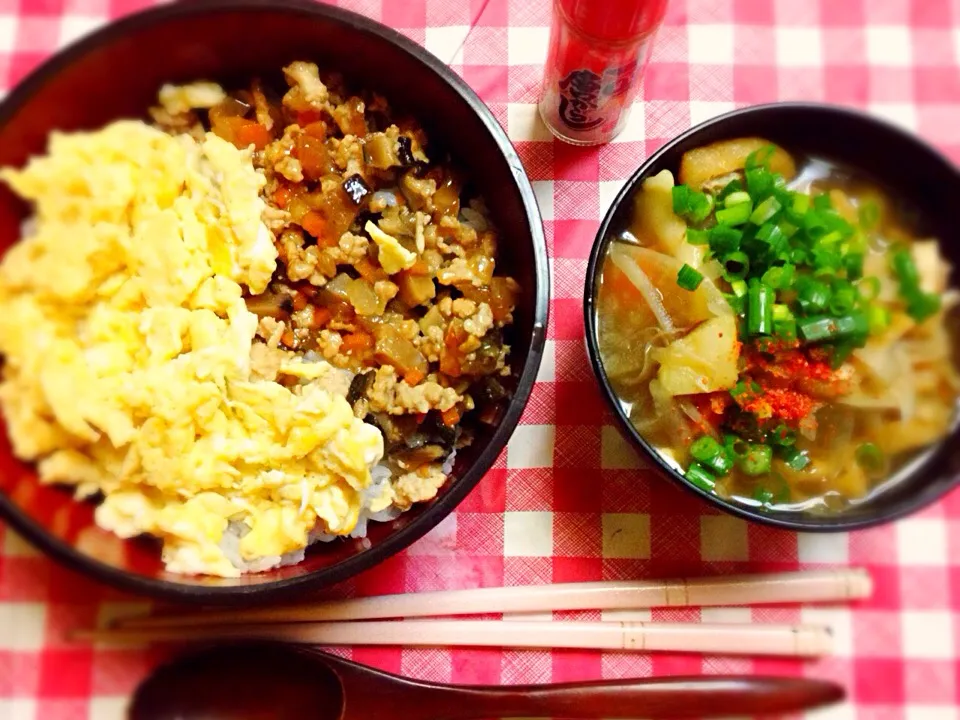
[[0, 0, 548, 602]]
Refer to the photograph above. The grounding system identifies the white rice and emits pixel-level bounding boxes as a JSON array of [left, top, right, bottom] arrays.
[[219, 351, 458, 572]]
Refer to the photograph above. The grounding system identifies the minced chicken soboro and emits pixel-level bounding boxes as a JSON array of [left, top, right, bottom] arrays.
[[153, 64, 519, 512]]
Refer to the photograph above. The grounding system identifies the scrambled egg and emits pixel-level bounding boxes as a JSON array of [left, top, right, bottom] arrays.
[[0, 121, 383, 577], [365, 220, 416, 274]]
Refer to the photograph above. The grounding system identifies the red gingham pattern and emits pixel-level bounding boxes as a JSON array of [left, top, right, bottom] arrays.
[[2, 0, 960, 717]]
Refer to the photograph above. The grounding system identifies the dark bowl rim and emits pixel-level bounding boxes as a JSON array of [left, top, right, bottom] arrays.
[[0, 0, 549, 601], [583, 101, 960, 533]]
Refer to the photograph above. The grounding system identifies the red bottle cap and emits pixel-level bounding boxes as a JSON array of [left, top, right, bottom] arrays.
[[558, 0, 668, 43]]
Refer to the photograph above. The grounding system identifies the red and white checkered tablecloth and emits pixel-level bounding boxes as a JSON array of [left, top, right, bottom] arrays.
[[1, 0, 959, 717]]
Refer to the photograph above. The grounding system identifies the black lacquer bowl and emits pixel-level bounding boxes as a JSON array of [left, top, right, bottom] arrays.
[[584, 103, 960, 532], [0, 0, 548, 601]]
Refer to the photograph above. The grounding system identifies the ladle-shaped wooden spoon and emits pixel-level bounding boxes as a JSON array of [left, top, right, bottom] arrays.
[[129, 641, 843, 719]]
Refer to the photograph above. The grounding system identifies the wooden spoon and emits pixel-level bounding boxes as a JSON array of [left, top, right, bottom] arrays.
[[128, 641, 844, 719]]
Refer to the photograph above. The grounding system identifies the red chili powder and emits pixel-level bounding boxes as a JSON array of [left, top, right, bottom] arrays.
[[741, 386, 816, 423]]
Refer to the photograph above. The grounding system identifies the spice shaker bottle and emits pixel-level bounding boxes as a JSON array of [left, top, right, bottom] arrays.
[[538, 0, 668, 146]]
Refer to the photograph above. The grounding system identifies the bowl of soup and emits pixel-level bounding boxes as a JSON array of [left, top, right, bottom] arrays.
[[584, 103, 960, 531]]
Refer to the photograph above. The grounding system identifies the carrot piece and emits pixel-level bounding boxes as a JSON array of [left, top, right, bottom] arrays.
[[310, 306, 332, 329], [403, 368, 426, 386], [300, 211, 328, 242], [355, 257, 387, 283], [408, 259, 431, 276], [440, 407, 461, 427], [296, 109, 323, 126], [303, 121, 328, 140], [414, 412, 427, 425], [280, 329, 296, 348], [273, 185, 293, 209], [231, 118, 272, 150], [341, 331, 374, 353]]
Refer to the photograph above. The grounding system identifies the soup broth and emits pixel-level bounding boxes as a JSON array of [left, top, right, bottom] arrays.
[[596, 138, 960, 513]]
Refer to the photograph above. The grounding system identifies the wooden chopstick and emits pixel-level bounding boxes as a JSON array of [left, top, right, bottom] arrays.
[[119, 568, 870, 630], [74, 619, 834, 657]]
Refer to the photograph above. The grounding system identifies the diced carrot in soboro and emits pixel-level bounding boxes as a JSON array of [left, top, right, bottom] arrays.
[[441, 407, 461, 427], [233, 119, 273, 150], [341, 332, 374, 353], [296, 109, 323, 126], [302, 121, 327, 140], [408, 259, 431, 276], [403, 368, 426, 386], [273, 185, 293, 209], [300, 211, 329, 242], [309, 306, 332, 329], [355, 258, 387, 283]]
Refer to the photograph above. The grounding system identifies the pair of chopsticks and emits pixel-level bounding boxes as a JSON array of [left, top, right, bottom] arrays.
[[75, 568, 871, 658]]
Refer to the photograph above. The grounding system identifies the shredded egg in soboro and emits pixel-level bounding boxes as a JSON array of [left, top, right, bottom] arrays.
[[0, 121, 383, 577]]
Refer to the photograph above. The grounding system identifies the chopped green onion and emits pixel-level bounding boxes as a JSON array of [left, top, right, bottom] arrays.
[[709, 225, 743, 254], [797, 279, 832, 314], [740, 444, 773, 476], [686, 228, 710, 245], [828, 284, 858, 315], [723, 434, 749, 458], [843, 252, 864, 280], [690, 435, 723, 463], [778, 219, 799, 238], [750, 196, 782, 225], [868, 305, 891, 334], [858, 276, 881, 301], [746, 166, 773, 198], [672, 185, 714, 224], [774, 317, 798, 341], [813, 193, 833, 211], [672, 184, 692, 215], [797, 315, 839, 343], [730, 380, 761, 400], [717, 178, 744, 202], [755, 222, 787, 250], [761, 263, 795, 290], [908, 291, 941, 322], [812, 247, 842, 273], [855, 442, 884, 474], [790, 193, 811, 218], [747, 279, 774, 336], [745, 144, 777, 170], [724, 190, 752, 208], [721, 251, 750, 282], [790, 247, 810, 266], [725, 293, 745, 314], [768, 423, 796, 446], [753, 486, 775, 504], [817, 230, 845, 247], [685, 462, 716, 491], [772, 303, 793, 322], [689, 192, 715, 224], [731, 279, 748, 297], [859, 200, 880, 230], [677, 263, 704, 291], [716, 202, 752, 226], [690, 435, 733, 475], [891, 248, 920, 287], [798, 312, 868, 344], [782, 447, 810, 471], [830, 339, 857, 368], [890, 247, 942, 322]]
